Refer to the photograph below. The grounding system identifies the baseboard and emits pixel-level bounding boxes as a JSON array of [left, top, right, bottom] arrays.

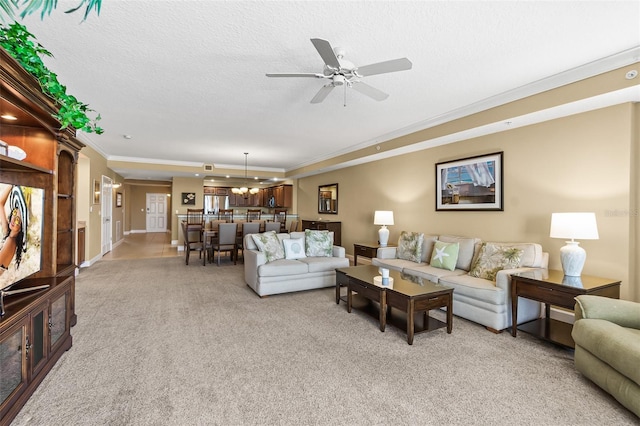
[[549, 307, 575, 324], [130, 229, 147, 234], [171, 239, 179, 246]]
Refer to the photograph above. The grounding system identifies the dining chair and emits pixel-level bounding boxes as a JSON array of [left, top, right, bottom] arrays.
[[274, 208, 287, 232], [218, 209, 234, 222], [238, 222, 260, 262], [186, 208, 205, 240], [211, 222, 238, 266], [264, 221, 281, 233], [182, 220, 205, 266], [247, 209, 262, 221]]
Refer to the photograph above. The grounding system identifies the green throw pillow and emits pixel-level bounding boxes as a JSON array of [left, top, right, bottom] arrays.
[[305, 230, 332, 257], [469, 243, 523, 281], [251, 231, 285, 262], [430, 241, 459, 271], [396, 231, 424, 263]]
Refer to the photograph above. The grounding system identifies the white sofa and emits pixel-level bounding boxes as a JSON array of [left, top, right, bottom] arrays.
[[373, 234, 548, 332], [244, 231, 350, 297]]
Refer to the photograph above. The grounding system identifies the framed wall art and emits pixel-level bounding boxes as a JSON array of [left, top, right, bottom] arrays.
[[435, 151, 503, 211], [92, 179, 101, 204], [116, 192, 123, 208], [182, 192, 196, 205]]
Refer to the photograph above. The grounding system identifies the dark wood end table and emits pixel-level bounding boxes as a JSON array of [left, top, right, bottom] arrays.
[[511, 269, 620, 348], [353, 242, 395, 266]]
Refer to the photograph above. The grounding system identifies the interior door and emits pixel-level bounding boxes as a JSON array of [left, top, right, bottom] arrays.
[[101, 175, 112, 255], [146, 193, 167, 232]]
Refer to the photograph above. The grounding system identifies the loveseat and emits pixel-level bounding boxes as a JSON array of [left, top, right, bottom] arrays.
[[373, 233, 548, 332], [572, 295, 640, 417], [244, 230, 350, 297]]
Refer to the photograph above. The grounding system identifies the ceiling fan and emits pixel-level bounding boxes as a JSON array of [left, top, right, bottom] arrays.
[[266, 38, 412, 105]]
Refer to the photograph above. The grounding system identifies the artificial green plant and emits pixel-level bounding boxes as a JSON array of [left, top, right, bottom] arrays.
[[0, 21, 103, 134]]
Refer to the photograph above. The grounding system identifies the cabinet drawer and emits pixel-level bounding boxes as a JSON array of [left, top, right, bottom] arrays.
[[355, 245, 375, 257], [414, 294, 450, 312], [350, 281, 382, 302], [517, 283, 574, 309]]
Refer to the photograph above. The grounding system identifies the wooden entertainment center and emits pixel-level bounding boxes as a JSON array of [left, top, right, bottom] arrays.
[[0, 48, 82, 424]]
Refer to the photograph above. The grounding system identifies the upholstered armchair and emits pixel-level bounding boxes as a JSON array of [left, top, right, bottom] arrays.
[[572, 295, 640, 417]]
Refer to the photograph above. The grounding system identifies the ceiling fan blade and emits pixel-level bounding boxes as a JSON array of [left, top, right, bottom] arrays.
[[310, 38, 341, 70], [310, 84, 335, 104], [356, 58, 412, 77], [266, 73, 325, 78], [351, 81, 389, 101]]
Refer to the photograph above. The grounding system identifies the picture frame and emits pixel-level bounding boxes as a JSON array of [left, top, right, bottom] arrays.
[[116, 192, 122, 208], [92, 179, 101, 204], [435, 151, 503, 211], [182, 192, 196, 205], [318, 183, 338, 214]]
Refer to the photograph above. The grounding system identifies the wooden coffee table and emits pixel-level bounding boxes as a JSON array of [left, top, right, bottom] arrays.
[[336, 265, 454, 345]]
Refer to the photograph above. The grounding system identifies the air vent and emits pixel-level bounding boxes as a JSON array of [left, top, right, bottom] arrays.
[[203, 164, 213, 172]]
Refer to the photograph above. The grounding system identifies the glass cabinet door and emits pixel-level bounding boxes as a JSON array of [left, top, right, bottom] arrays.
[[30, 303, 49, 378], [49, 291, 69, 350], [0, 319, 27, 417]]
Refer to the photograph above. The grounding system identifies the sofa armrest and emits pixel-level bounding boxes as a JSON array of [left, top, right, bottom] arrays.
[[575, 295, 640, 329], [333, 245, 346, 258], [243, 249, 267, 287], [494, 267, 544, 292], [376, 246, 397, 259]]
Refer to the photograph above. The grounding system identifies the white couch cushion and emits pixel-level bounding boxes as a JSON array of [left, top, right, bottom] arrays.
[[440, 274, 506, 305], [403, 264, 466, 283], [300, 256, 349, 273], [372, 257, 426, 272], [439, 235, 481, 271], [258, 259, 308, 277]]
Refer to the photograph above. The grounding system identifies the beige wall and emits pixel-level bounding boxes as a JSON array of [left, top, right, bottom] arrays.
[[79, 145, 124, 262], [298, 103, 638, 302], [126, 184, 173, 232], [171, 177, 205, 241]]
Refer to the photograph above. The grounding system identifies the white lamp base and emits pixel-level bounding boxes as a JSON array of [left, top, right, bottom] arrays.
[[559, 241, 586, 277], [378, 225, 389, 247]]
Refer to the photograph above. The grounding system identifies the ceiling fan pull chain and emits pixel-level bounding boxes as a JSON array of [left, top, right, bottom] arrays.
[[344, 83, 347, 107]]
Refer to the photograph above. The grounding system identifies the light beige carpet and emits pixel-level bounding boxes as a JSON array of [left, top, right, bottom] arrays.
[[10, 257, 638, 425]]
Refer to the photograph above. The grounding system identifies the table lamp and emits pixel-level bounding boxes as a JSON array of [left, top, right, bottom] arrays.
[[374, 210, 394, 247], [549, 212, 599, 277]]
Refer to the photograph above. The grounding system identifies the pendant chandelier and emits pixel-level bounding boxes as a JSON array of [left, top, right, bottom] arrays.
[[231, 152, 259, 197]]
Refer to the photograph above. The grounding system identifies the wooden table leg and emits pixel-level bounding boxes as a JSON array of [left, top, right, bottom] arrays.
[[379, 290, 386, 332], [511, 281, 518, 337], [407, 299, 415, 345], [347, 283, 352, 313], [446, 294, 453, 334]]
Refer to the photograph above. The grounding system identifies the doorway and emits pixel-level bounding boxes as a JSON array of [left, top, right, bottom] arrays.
[[146, 193, 167, 232], [101, 175, 113, 255]]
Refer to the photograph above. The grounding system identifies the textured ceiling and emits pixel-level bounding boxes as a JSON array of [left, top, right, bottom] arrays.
[[14, 1, 640, 181]]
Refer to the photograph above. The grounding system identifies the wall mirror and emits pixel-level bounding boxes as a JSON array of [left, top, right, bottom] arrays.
[[318, 183, 338, 214]]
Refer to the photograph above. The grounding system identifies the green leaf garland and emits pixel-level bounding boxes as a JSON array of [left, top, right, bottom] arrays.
[[0, 21, 103, 134]]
